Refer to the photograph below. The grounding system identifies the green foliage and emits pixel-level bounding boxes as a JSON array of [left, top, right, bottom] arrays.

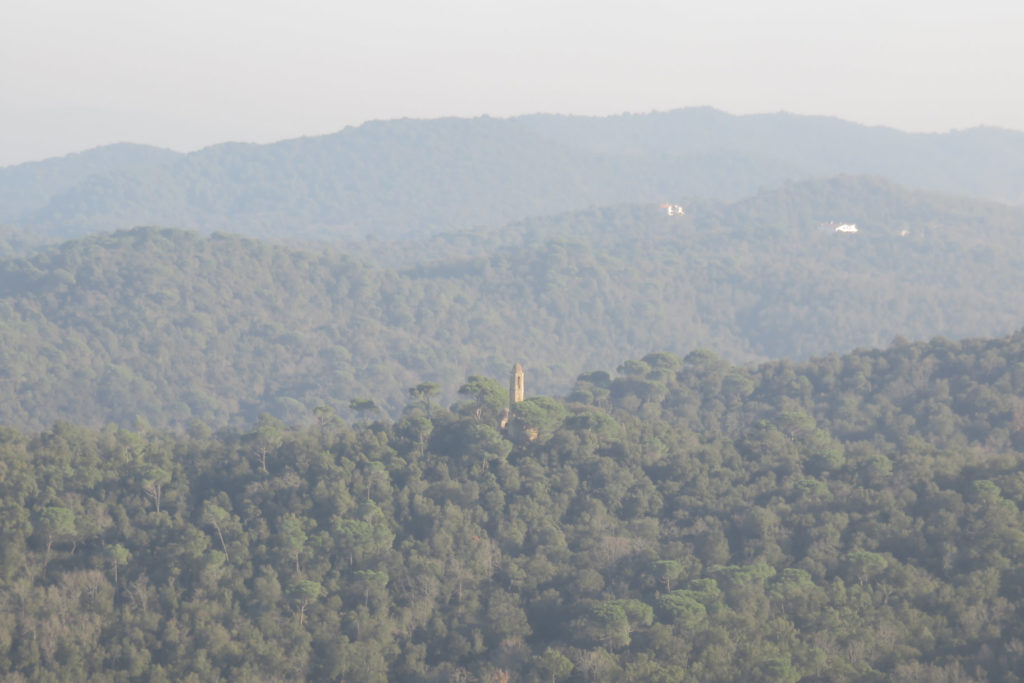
[[456, 375, 508, 423], [408, 381, 440, 417], [4, 171, 1024, 432], [584, 602, 632, 649], [510, 396, 567, 441], [656, 591, 707, 630], [535, 647, 574, 682], [102, 544, 130, 585], [349, 398, 379, 415], [651, 559, 685, 591], [5, 333, 1024, 678]]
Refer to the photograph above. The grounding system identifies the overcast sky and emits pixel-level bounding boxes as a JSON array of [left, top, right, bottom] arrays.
[[2, 0, 1023, 167]]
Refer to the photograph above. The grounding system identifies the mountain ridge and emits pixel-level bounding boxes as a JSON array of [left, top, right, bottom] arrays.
[[5, 108, 1024, 242], [2, 175, 1023, 430]]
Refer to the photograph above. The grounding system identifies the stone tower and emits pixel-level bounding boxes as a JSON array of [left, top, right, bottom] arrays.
[[501, 363, 524, 430], [510, 363, 524, 405]]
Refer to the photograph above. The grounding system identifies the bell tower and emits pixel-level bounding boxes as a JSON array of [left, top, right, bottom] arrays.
[[501, 363, 524, 430], [510, 363, 524, 405]]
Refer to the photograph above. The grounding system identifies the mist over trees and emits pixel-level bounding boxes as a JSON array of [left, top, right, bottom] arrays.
[[1, 176, 1023, 430], [3, 109, 1024, 680], [4, 109, 1024, 242]]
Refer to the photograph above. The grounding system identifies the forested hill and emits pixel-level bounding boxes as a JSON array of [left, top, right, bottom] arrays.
[[5, 109, 1024, 241], [520, 109, 1024, 203], [1, 116, 794, 241], [6, 332, 1024, 680], [2, 176, 1024, 430], [345, 174, 1024, 268], [0, 143, 180, 226]]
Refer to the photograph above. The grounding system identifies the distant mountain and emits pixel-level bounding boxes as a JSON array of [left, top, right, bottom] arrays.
[[2, 176, 1023, 430], [520, 109, 1024, 203], [0, 142, 181, 223], [0, 224, 48, 259], [4, 109, 1024, 242]]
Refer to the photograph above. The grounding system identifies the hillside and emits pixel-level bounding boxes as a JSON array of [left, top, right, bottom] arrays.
[[521, 109, 1024, 203], [0, 143, 180, 224], [4, 109, 1024, 242], [1, 176, 1023, 430], [5, 331, 1024, 680]]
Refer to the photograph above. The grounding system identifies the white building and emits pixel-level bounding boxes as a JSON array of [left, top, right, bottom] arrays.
[[818, 221, 858, 234]]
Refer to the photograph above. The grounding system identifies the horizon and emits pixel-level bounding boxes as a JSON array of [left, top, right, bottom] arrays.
[[4, 105, 1023, 169], [4, 0, 1023, 168]]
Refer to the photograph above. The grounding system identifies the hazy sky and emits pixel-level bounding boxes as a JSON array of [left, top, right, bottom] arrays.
[[3, 0, 1023, 166]]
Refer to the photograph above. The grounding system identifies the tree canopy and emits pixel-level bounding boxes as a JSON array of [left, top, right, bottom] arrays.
[[4, 332, 1024, 679], [3, 175, 1024, 431]]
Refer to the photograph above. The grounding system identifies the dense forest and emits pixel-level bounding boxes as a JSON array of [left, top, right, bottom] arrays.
[[4, 331, 1024, 680], [2, 176, 1024, 431], [5, 112, 1024, 680], [0, 144, 180, 232], [4, 109, 1024, 242]]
